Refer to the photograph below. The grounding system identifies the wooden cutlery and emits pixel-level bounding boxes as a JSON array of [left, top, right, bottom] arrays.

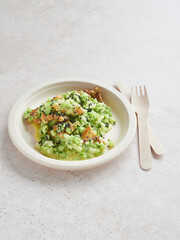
[[115, 81, 164, 170], [131, 86, 152, 170]]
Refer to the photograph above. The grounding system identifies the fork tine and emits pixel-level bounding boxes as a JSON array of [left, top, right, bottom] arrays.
[[136, 86, 138, 96], [131, 86, 134, 98], [140, 86, 143, 96], [143, 85, 148, 96]]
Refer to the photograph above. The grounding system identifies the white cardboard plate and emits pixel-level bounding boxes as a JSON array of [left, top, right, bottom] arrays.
[[8, 78, 136, 170]]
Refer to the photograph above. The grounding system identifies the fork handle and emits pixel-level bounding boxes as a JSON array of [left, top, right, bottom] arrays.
[[137, 114, 152, 170]]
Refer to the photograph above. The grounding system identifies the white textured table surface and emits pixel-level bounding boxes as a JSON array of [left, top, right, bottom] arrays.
[[1, 1, 180, 239]]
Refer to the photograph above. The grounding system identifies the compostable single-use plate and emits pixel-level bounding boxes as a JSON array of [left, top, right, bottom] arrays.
[[8, 78, 136, 170]]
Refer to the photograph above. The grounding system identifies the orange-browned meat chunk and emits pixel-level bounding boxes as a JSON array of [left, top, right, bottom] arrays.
[[41, 113, 66, 123], [83, 87, 103, 102], [82, 126, 102, 143]]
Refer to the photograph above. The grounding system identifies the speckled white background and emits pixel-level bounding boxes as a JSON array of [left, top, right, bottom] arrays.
[[1, 0, 180, 239]]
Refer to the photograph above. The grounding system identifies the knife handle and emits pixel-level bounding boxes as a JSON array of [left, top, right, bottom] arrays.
[[148, 125, 165, 156]]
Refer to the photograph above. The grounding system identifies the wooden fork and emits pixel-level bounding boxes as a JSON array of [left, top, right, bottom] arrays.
[[115, 80, 164, 157], [131, 86, 152, 170]]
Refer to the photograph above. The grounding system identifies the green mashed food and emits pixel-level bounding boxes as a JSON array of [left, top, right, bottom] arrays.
[[24, 88, 116, 160]]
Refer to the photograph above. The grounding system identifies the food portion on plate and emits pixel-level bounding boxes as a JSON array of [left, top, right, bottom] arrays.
[[24, 87, 116, 160]]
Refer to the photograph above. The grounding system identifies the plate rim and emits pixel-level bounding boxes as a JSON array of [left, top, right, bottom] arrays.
[[8, 77, 136, 170]]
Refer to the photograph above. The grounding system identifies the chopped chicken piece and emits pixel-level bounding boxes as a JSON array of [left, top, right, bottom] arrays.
[[53, 121, 76, 138], [52, 103, 84, 115], [30, 107, 39, 117], [41, 113, 66, 123], [74, 106, 84, 115], [27, 107, 67, 124], [82, 126, 103, 143], [52, 94, 62, 100], [27, 107, 41, 124], [83, 87, 103, 102]]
